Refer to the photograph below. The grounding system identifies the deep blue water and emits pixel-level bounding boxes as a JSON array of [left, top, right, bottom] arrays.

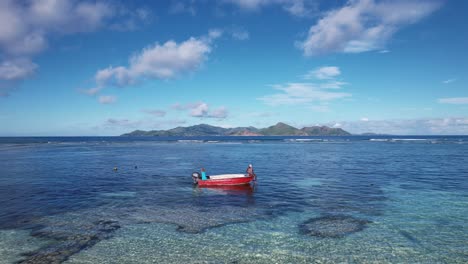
[[0, 136, 467, 263]]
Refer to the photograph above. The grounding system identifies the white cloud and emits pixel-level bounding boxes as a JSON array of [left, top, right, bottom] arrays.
[[320, 81, 348, 89], [173, 102, 228, 119], [208, 28, 224, 39], [360, 117, 369, 122], [378, 49, 390, 54], [156, 119, 187, 127], [299, 0, 441, 56], [0, 0, 147, 86], [100, 117, 187, 132], [225, 0, 268, 10], [81, 86, 103, 96], [0, 0, 115, 57], [224, 0, 317, 17], [208, 106, 228, 119], [304, 66, 341, 80], [231, 29, 250, 40], [442, 78, 456, 84], [328, 117, 468, 135], [90, 31, 218, 90], [169, 2, 197, 16], [259, 82, 351, 106], [105, 118, 141, 128], [109, 7, 152, 31], [261, 66, 350, 106], [438, 97, 468, 105], [0, 58, 37, 81], [143, 109, 166, 117], [98, 95, 117, 104], [190, 102, 209, 117], [283, 0, 316, 17]]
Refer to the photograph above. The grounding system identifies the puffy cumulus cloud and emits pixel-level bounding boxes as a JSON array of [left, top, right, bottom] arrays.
[[259, 83, 351, 105], [326, 117, 468, 135], [303, 66, 341, 80], [99, 37, 211, 84], [299, 0, 441, 56], [0, 0, 114, 56], [98, 95, 117, 104], [88, 31, 220, 93], [438, 97, 468, 105], [173, 102, 228, 119], [190, 102, 210, 117], [0, 0, 148, 91], [224, 0, 318, 17]]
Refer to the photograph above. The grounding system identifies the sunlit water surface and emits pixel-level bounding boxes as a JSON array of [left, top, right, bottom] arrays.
[[0, 136, 467, 263]]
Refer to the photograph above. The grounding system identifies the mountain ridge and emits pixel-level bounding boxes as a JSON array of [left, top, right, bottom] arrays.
[[121, 122, 351, 136]]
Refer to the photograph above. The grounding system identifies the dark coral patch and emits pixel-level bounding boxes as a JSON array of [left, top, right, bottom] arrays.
[[299, 215, 371, 238], [16, 220, 120, 264]]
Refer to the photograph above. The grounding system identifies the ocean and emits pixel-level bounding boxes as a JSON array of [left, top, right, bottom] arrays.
[[0, 136, 467, 263]]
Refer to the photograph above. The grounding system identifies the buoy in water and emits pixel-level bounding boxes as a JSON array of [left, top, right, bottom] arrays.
[[113, 167, 118, 171]]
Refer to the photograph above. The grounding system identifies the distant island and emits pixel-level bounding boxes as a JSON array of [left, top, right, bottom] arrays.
[[121, 122, 351, 136]]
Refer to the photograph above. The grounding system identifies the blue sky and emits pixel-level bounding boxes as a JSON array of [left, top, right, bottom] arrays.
[[1, 0, 467, 135]]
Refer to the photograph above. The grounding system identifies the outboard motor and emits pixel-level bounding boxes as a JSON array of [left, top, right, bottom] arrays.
[[192, 172, 201, 184]]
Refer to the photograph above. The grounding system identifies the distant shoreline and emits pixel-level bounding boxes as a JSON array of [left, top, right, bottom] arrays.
[[121, 122, 352, 137]]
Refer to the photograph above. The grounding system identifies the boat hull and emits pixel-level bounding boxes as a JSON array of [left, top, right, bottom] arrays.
[[196, 175, 254, 186]]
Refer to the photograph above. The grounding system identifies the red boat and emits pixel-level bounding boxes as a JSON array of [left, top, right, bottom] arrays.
[[192, 173, 254, 186]]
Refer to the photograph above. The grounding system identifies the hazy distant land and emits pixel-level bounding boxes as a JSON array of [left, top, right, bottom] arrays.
[[121, 122, 351, 137]]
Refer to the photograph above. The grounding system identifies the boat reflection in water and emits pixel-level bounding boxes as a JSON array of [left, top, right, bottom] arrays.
[[197, 183, 255, 196]]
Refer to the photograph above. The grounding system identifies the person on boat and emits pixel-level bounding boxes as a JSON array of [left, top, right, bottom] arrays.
[[201, 168, 207, 180], [246, 164, 256, 180]]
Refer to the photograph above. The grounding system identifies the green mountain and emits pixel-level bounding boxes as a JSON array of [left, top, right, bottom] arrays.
[[121, 122, 351, 136], [301, 126, 351, 136], [225, 126, 260, 136], [259, 122, 306, 136], [123, 124, 226, 137]]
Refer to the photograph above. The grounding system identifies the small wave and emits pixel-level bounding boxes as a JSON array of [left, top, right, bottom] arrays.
[[392, 138, 428, 141], [164, 157, 180, 160], [177, 140, 204, 143], [100, 191, 136, 198], [369, 139, 389, 142], [284, 139, 322, 142]]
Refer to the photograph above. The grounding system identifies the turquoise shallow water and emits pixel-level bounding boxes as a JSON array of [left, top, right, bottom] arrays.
[[0, 136, 467, 263]]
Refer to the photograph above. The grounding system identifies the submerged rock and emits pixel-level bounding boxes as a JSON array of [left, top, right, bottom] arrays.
[[14, 203, 266, 263], [16, 220, 120, 264], [299, 215, 371, 238]]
